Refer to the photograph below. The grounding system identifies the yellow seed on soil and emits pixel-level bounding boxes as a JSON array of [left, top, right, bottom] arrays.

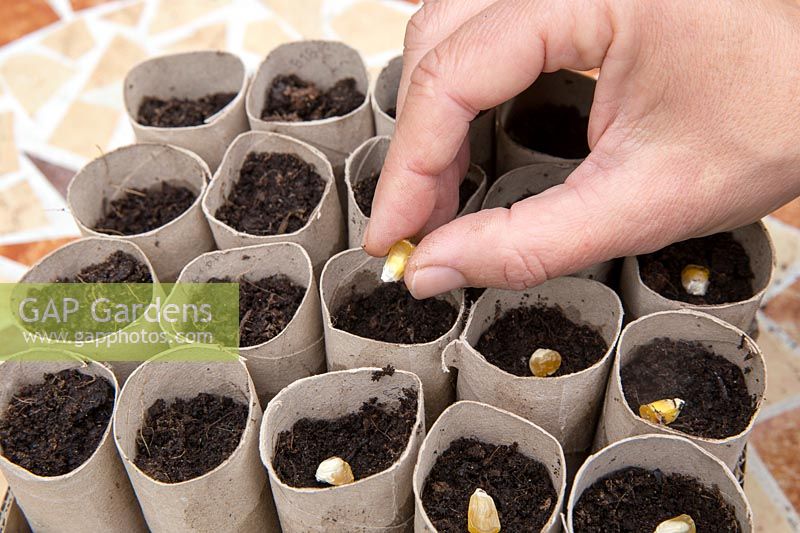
[[639, 398, 686, 426], [468, 488, 501, 533], [381, 239, 416, 283], [315, 456, 355, 486], [654, 514, 696, 533], [529, 348, 562, 377], [681, 264, 710, 296]]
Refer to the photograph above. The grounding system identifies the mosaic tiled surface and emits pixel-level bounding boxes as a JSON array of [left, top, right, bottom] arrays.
[[0, 0, 798, 531]]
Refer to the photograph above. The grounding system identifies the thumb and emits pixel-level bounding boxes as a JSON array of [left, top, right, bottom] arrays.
[[403, 154, 697, 299]]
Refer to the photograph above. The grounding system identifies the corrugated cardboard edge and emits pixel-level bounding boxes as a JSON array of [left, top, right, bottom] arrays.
[[0, 349, 146, 532], [594, 310, 766, 471], [66, 143, 215, 282], [565, 434, 753, 532], [412, 401, 566, 533], [260, 368, 425, 532], [123, 50, 249, 171], [202, 130, 346, 278], [174, 242, 325, 405], [619, 221, 775, 331]]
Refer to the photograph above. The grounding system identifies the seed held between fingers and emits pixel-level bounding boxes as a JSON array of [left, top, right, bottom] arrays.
[[381, 239, 416, 283]]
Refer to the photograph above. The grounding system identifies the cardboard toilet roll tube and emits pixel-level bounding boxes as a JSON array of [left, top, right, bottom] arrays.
[[344, 136, 487, 248], [174, 242, 326, 405], [412, 401, 566, 533], [593, 310, 766, 472], [123, 51, 249, 171], [496, 70, 595, 176], [566, 435, 753, 532], [260, 368, 425, 532], [482, 163, 615, 284], [442, 278, 623, 463], [620, 221, 775, 332], [18, 237, 164, 381], [320, 249, 465, 423], [66, 143, 215, 282], [0, 350, 147, 532], [372, 55, 403, 137], [202, 131, 346, 277], [113, 346, 279, 533], [246, 40, 374, 184], [369, 55, 496, 177]]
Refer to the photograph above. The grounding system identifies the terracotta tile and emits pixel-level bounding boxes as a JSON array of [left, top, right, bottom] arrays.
[[751, 408, 800, 512], [262, 0, 324, 39], [48, 100, 120, 159], [148, 0, 230, 34], [25, 153, 75, 197], [84, 35, 147, 90], [0, 0, 59, 47], [102, 2, 144, 27], [0, 53, 74, 116], [70, 0, 116, 10], [0, 113, 19, 175], [765, 217, 800, 288], [0, 180, 48, 234], [744, 470, 797, 533], [41, 19, 95, 60], [773, 198, 800, 228], [243, 19, 292, 56], [0, 237, 77, 266], [165, 23, 227, 53], [754, 322, 800, 406], [331, 0, 409, 56], [763, 279, 800, 344]]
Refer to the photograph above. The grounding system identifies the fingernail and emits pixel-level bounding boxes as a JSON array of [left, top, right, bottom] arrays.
[[408, 266, 467, 299]]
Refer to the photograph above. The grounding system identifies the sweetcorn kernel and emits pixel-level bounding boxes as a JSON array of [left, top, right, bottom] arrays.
[[468, 488, 501, 533], [529, 348, 562, 377], [655, 514, 696, 533], [315, 456, 355, 486], [381, 239, 416, 283], [639, 398, 686, 426], [681, 264, 710, 296]]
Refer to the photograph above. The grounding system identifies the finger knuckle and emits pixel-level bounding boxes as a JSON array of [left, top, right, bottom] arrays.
[[405, 1, 443, 50]]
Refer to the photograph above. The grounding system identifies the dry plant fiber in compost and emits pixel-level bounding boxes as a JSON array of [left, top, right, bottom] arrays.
[[333, 282, 458, 344], [134, 393, 248, 483], [572, 466, 741, 532], [94, 182, 197, 236], [272, 386, 418, 487], [422, 437, 557, 532], [215, 152, 325, 235], [209, 274, 305, 347], [474, 303, 608, 376], [137, 92, 237, 127], [56, 250, 152, 283], [261, 75, 364, 121], [0, 369, 114, 476], [637, 232, 755, 304], [621, 338, 755, 438]]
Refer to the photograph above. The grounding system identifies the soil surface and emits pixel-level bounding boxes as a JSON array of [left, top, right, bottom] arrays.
[[355, 172, 477, 217], [57, 251, 152, 283], [261, 74, 364, 122], [0, 369, 115, 476], [621, 338, 755, 438], [572, 466, 741, 533], [210, 275, 305, 347], [475, 303, 608, 376], [137, 92, 236, 127], [422, 437, 557, 533], [272, 387, 418, 487], [134, 393, 247, 483], [507, 103, 590, 159], [94, 182, 197, 236], [333, 282, 458, 344], [638, 232, 755, 304], [215, 152, 325, 235]]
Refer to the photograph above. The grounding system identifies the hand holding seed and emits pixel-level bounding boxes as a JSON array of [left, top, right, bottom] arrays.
[[364, 0, 800, 299]]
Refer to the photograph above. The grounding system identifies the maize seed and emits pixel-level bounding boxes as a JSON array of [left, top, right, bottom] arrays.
[[655, 514, 696, 533], [681, 264, 710, 297], [381, 239, 416, 283], [315, 456, 355, 486], [639, 398, 686, 426], [468, 488, 501, 533], [529, 348, 562, 377]]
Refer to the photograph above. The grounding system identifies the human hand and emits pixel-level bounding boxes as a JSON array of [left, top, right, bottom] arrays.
[[363, 0, 800, 298]]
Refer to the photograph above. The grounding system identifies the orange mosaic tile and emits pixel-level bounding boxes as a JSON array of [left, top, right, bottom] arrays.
[[0, 0, 59, 47], [102, 2, 144, 27], [70, 0, 117, 10], [0, 237, 78, 266], [751, 408, 800, 513], [763, 279, 800, 344], [756, 323, 800, 406], [745, 471, 797, 533], [773, 198, 800, 229]]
